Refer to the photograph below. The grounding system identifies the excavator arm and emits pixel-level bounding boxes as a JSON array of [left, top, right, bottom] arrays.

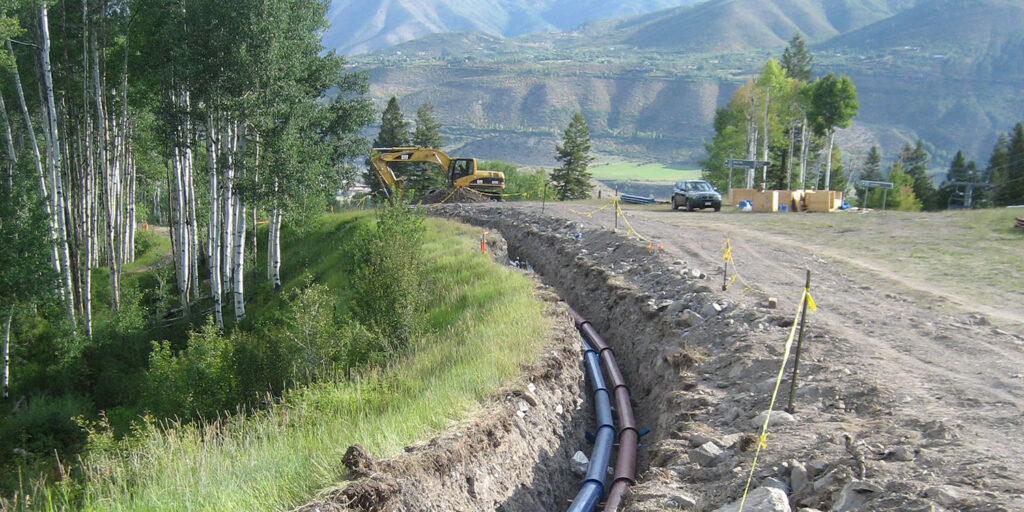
[[369, 147, 504, 198]]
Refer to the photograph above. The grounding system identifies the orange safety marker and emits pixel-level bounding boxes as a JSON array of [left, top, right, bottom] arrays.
[[481, 231, 488, 254]]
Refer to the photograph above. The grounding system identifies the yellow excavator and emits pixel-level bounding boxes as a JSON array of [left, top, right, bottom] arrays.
[[370, 147, 505, 199]]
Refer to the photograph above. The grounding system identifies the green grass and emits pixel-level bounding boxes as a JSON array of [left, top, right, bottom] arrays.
[[44, 212, 551, 512], [589, 162, 701, 182]]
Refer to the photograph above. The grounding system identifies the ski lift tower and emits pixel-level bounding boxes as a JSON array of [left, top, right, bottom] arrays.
[[947, 181, 989, 209]]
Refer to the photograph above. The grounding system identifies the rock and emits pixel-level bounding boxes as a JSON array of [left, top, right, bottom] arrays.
[[767, 297, 778, 309], [681, 309, 705, 327], [667, 301, 688, 316], [555, 404, 563, 414], [689, 434, 716, 448], [806, 459, 827, 477], [713, 487, 791, 512], [883, 446, 915, 462], [689, 268, 702, 279], [718, 433, 745, 449], [791, 462, 809, 493], [521, 391, 539, 407], [702, 302, 720, 318], [833, 481, 883, 511], [666, 493, 698, 509], [342, 444, 379, 477], [750, 410, 796, 429], [760, 477, 790, 494], [924, 485, 963, 507], [798, 509, 824, 512], [571, 451, 589, 476], [690, 441, 724, 467], [724, 407, 743, 422]]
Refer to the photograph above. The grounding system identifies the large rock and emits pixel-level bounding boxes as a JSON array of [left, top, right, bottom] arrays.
[[924, 485, 964, 508], [713, 487, 791, 512], [680, 309, 705, 327], [790, 461, 809, 493], [833, 481, 883, 511], [750, 410, 797, 429], [690, 441, 724, 467]]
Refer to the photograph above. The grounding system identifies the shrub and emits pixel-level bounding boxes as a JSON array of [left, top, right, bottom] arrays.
[[350, 199, 427, 355]]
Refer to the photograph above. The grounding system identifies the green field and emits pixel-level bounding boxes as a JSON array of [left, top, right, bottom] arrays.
[[589, 162, 701, 182]]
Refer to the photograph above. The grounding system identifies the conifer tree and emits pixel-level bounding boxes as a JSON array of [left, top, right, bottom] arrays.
[[899, 140, 936, 209], [550, 112, 594, 200], [373, 96, 409, 148], [781, 33, 813, 82], [406, 103, 445, 195], [885, 160, 921, 211], [861, 146, 882, 181]]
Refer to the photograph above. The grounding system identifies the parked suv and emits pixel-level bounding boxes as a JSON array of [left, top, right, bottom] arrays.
[[672, 180, 722, 211]]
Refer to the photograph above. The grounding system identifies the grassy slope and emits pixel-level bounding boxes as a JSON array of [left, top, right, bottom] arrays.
[[63, 212, 551, 511]]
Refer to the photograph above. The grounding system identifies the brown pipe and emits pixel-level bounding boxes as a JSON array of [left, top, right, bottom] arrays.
[[570, 308, 640, 512]]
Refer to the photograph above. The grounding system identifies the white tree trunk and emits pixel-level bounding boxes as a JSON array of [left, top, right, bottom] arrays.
[[232, 123, 247, 321], [6, 39, 63, 302], [266, 207, 275, 280], [0, 91, 16, 180], [799, 114, 809, 190], [207, 115, 223, 328], [272, 209, 282, 292], [761, 86, 770, 191], [91, 23, 119, 312], [40, 4, 77, 327], [824, 129, 836, 191], [172, 146, 189, 306], [221, 122, 234, 294], [2, 309, 11, 399], [786, 122, 796, 191]]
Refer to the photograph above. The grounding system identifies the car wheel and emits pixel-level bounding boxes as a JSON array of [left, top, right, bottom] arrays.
[[686, 200, 695, 212], [671, 196, 678, 210], [714, 204, 721, 212]]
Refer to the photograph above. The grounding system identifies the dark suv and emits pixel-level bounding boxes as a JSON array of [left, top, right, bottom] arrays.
[[671, 180, 722, 211]]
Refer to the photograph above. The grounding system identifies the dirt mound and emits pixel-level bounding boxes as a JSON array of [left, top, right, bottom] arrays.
[[415, 188, 494, 204]]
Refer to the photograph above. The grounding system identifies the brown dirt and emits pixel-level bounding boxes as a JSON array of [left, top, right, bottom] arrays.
[[415, 188, 495, 204], [434, 202, 1024, 511]]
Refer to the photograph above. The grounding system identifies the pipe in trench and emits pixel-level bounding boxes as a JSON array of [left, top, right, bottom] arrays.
[[566, 308, 640, 512], [567, 338, 615, 512]]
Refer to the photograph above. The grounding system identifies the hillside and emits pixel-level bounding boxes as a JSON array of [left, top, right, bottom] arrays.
[[353, 0, 1024, 167], [323, 0, 703, 55]]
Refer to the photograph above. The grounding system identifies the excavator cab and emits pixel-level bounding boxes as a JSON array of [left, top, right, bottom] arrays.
[[449, 158, 475, 184]]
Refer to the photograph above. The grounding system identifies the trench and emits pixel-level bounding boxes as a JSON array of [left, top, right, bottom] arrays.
[[306, 205, 714, 511]]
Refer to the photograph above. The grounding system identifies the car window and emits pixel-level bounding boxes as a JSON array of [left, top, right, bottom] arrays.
[[691, 182, 712, 191]]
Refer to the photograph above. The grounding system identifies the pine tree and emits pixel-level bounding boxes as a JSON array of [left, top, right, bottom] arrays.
[[781, 33, 813, 82], [406, 103, 445, 195], [862, 146, 882, 181], [988, 134, 1014, 206], [550, 112, 594, 200], [373, 96, 409, 148], [899, 140, 936, 209], [885, 160, 921, 211]]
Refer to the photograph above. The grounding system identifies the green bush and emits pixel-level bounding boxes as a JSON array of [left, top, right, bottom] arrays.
[[142, 321, 237, 421], [0, 394, 92, 467], [350, 200, 427, 355], [480, 160, 552, 201]]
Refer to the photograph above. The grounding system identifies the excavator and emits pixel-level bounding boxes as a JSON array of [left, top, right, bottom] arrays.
[[369, 147, 505, 199]]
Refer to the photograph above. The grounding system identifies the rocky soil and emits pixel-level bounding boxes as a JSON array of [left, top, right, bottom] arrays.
[[303, 201, 1023, 511]]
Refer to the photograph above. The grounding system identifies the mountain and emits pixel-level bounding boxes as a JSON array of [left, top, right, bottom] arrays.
[[324, 0, 704, 55], [351, 0, 1024, 166]]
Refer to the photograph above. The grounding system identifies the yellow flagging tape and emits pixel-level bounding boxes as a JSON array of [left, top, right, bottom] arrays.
[[615, 201, 654, 243], [423, 187, 460, 208], [721, 239, 754, 296], [566, 197, 618, 218], [736, 287, 815, 511]]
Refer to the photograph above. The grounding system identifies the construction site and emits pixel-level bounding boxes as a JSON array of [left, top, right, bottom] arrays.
[[298, 197, 1023, 511]]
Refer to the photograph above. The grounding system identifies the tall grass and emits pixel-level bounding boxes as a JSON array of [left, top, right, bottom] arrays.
[[30, 214, 551, 511]]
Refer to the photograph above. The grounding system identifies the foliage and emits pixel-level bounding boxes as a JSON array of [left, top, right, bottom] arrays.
[[862, 146, 883, 182], [884, 160, 921, 211], [989, 123, 1024, 206], [898, 140, 936, 209], [780, 33, 813, 82], [480, 160, 551, 200], [405, 103, 446, 195], [373, 96, 409, 148], [350, 199, 427, 357], [551, 112, 594, 200]]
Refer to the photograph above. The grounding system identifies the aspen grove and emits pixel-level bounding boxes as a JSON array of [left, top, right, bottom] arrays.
[[0, 0, 371, 400]]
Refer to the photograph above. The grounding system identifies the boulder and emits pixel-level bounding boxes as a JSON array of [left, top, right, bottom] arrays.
[[680, 309, 705, 327], [690, 441, 724, 467], [833, 481, 883, 511], [713, 487, 791, 512], [790, 461, 809, 493], [571, 451, 589, 476], [750, 410, 797, 429]]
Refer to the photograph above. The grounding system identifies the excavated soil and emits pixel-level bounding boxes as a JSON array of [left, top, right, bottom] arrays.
[[302, 202, 1023, 511]]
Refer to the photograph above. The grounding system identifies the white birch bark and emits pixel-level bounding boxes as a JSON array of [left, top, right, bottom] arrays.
[[6, 39, 63, 299], [172, 145, 189, 306], [786, 122, 796, 191], [799, 113, 809, 190], [824, 129, 836, 191], [91, 23, 119, 311], [266, 206, 274, 280], [0, 92, 16, 181], [40, 4, 77, 326], [272, 208, 282, 292], [761, 86, 770, 191], [2, 309, 11, 398], [232, 123, 247, 321], [221, 122, 234, 294], [206, 114, 223, 328], [80, 0, 93, 336]]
